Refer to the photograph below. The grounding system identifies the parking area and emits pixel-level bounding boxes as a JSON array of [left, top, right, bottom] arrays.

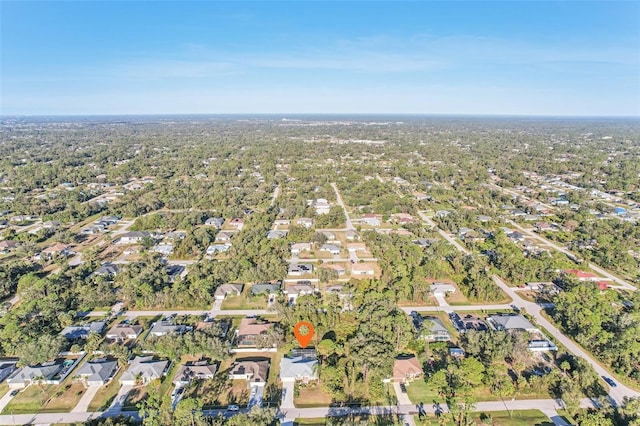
[[248, 385, 264, 408]]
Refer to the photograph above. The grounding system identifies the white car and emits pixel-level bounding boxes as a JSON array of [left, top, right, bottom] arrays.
[[227, 404, 240, 412]]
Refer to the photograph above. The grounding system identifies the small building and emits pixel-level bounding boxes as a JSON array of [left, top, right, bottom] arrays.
[[93, 263, 119, 278], [284, 283, 316, 304], [346, 243, 367, 252], [449, 347, 465, 358], [120, 356, 169, 386], [345, 229, 359, 240], [153, 244, 173, 256], [215, 231, 234, 242], [430, 283, 456, 297], [229, 359, 270, 386], [0, 240, 18, 253], [391, 356, 422, 383], [214, 283, 244, 300], [229, 218, 244, 230], [75, 358, 119, 386], [421, 317, 451, 342], [564, 269, 608, 282], [42, 243, 72, 258]]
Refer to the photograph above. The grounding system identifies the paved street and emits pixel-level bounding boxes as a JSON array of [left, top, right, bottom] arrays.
[[331, 182, 355, 231]]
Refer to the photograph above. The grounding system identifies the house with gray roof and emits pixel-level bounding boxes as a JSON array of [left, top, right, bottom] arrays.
[[92, 263, 119, 278], [0, 359, 17, 383], [120, 356, 169, 386], [7, 361, 64, 389], [421, 317, 451, 342], [486, 314, 538, 333], [60, 321, 107, 341], [205, 217, 225, 228], [149, 321, 189, 337], [117, 231, 149, 245], [279, 355, 318, 383], [75, 358, 119, 386], [267, 230, 287, 239]]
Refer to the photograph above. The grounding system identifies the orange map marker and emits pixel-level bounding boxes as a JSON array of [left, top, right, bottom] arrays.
[[293, 321, 314, 348]]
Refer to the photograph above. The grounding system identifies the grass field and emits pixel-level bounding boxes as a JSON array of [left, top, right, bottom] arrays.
[[406, 380, 552, 405], [220, 295, 267, 310], [416, 409, 553, 425], [2, 382, 86, 414], [295, 383, 333, 408]]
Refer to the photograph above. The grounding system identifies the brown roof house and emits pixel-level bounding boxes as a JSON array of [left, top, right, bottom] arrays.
[[236, 318, 274, 348], [229, 359, 270, 387], [392, 356, 422, 383], [106, 323, 143, 342]]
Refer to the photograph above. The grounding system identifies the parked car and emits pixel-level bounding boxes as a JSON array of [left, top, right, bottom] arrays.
[[602, 376, 617, 387], [9, 389, 19, 397], [227, 404, 240, 412], [399, 383, 407, 393]]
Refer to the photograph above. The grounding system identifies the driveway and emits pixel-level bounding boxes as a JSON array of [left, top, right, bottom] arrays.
[[0, 389, 17, 413], [393, 382, 412, 406], [281, 381, 295, 409], [248, 385, 264, 408], [72, 386, 100, 413], [106, 385, 133, 413]]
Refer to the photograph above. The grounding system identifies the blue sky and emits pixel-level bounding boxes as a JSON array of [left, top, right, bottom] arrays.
[[2, 1, 639, 116]]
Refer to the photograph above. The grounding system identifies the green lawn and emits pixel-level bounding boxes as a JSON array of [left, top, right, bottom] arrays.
[[416, 410, 553, 426], [2, 382, 86, 414], [406, 380, 552, 405], [221, 295, 267, 310]]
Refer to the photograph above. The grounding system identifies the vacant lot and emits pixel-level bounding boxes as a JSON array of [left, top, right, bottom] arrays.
[[3, 382, 86, 414], [295, 383, 333, 408]]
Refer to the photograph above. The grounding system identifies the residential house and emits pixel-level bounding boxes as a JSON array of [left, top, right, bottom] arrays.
[[7, 361, 64, 389], [215, 231, 233, 242], [153, 244, 173, 256], [149, 321, 189, 337], [435, 210, 452, 218], [476, 215, 492, 223], [207, 243, 232, 255], [60, 321, 106, 341], [319, 244, 341, 255], [351, 262, 376, 276], [291, 243, 312, 255], [421, 317, 451, 342], [361, 213, 382, 227], [42, 243, 71, 258], [205, 217, 225, 228], [534, 222, 555, 232], [214, 283, 244, 300], [391, 213, 416, 224], [75, 358, 119, 386], [42, 220, 62, 230], [229, 359, 270, 386], [486, 314, 538, 333], [346, 243, 367, 253], [391, 356, 422, 383], [92, 263, 119, 278], [106, 323, 143, 342], [449, 347, 465, 358], [279, 355, 318, 383], [313, 199, 331, 215], [284, 282, 316, 304], [274, 219, 290, 226], [117, 231, 149, 245], [229, 218, 244, 230], [296, 218, 313, 229], [430, 283, 456, 297], [266, 230, 287, 239], [236, 318, 274, 347], [564, 269, 609, 282], [120, 356, 169, 386], [0, 240, 18, 253], [321, 231, 336, 241], [173, 360, 218, 387]]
